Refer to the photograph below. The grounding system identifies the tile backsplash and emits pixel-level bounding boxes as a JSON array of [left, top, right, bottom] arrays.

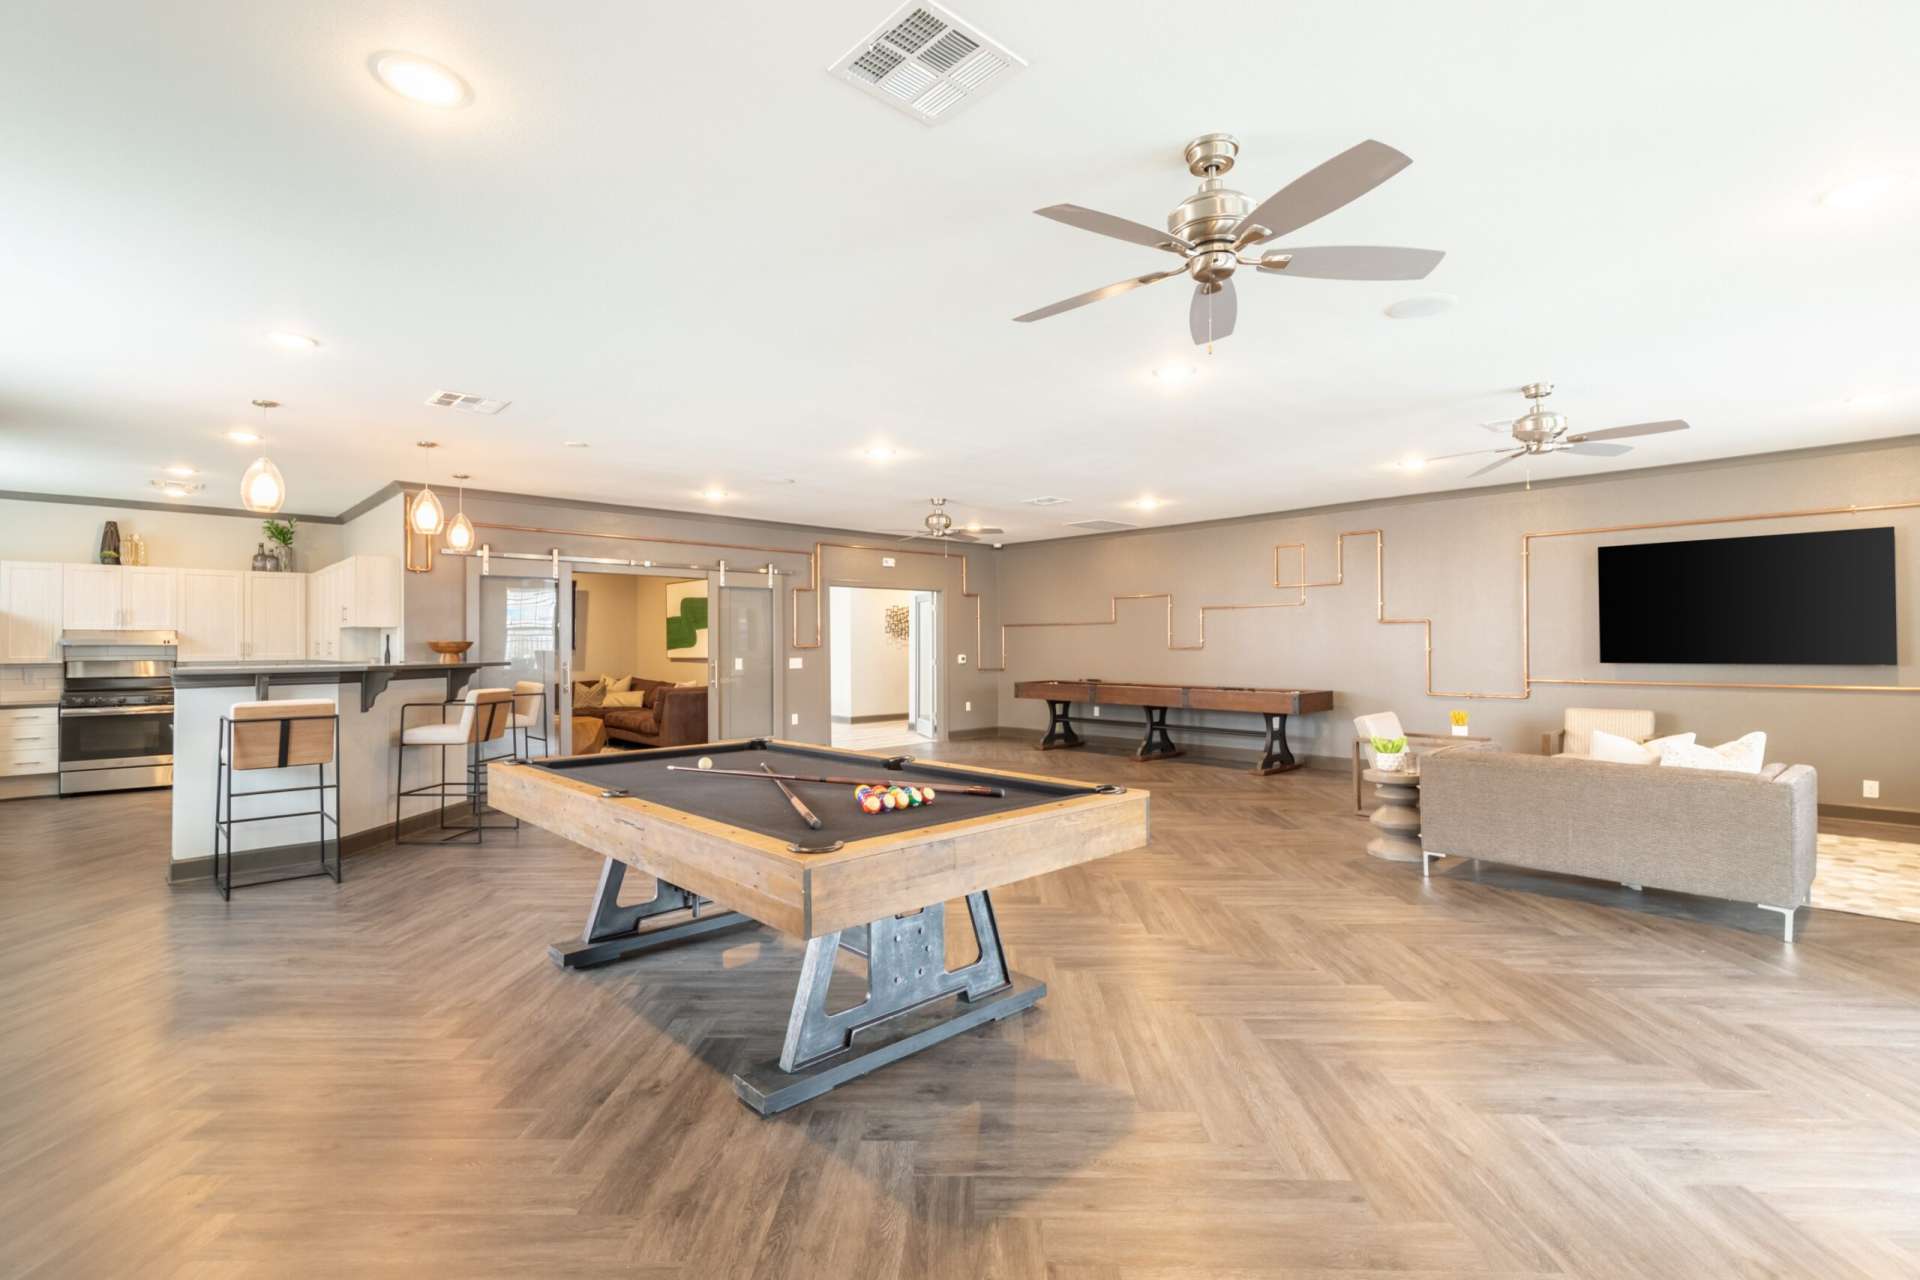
[[0, 665, 62, 704]]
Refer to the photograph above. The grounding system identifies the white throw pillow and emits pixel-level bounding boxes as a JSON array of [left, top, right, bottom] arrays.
[[1657, 731, 1766, 774], [1587, 729, 1695, 766]]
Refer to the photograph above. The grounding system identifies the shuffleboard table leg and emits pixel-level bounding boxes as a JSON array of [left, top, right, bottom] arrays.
[[733, 890, 1046, 1115], [1038, 699, 1084, 750], [1255, 712, 1302, 775], [547, 858, 754, 969], [1134, 705, 1184, 761]]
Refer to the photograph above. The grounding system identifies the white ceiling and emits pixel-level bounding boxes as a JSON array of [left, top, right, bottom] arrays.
[[3, 1, 1917, 540]]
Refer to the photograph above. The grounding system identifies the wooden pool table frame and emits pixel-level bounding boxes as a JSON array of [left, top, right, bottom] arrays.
[[487, 739, 1150, 1113]]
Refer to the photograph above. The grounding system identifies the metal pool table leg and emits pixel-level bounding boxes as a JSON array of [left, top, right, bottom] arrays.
[[732, 890, 1046, 1115], [547, 858, 755, 969]]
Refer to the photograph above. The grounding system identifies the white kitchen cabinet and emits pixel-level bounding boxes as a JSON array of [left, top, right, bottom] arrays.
[[0, 707, 58, 777], [245, 572, 306, 660], [177, 569, 246, 661], [120, 566, 178, 628], [1, 561, 64, 663], [305, 556, 397, 660], [308, 566, 338, 659], [61, 564, 121, 630]]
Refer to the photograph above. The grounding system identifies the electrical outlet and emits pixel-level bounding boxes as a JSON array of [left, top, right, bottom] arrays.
[[1863, 779, 1880, 799], [787, 656, 803, 669], [790, 712, 799, 726], [964, 700, 972, 712], [733, 657, 743, 671], [956, 654, 966, 664], [1092, 706, 1100, 717], [881, 556, 896, 568]]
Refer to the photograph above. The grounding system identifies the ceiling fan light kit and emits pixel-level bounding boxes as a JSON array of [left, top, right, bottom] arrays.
[[1015, 135, 1445, 346]]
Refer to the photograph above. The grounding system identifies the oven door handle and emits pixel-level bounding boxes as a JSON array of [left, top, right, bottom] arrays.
[[59, 705, 176, 717]]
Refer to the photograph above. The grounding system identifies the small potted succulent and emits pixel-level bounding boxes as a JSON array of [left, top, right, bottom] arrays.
[[1370, 735, 1409, 772], [262, 517, 297, 571]]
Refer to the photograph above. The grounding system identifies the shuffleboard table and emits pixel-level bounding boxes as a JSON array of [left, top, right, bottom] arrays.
[[1014, 679, 1335, 774], [488, 739, 1148, 1114]]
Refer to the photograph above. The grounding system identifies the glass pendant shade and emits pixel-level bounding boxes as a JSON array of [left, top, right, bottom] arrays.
[[444, 510, 475, 552], [239, 456, 286, 513], [409, 485, 445, 536]]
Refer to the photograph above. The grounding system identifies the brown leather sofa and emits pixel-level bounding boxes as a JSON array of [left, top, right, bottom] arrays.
[[575, 677, 709, 749]]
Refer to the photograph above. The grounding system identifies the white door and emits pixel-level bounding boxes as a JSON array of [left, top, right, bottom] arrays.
[[2, 562, 63, 662], [909, 591, 937, 737], [710, 582, 776, 740], [176, 570, 245, 660], [61, 564, 121, 629], [246, 573, 306, 660], [121, 567, 178, 628]]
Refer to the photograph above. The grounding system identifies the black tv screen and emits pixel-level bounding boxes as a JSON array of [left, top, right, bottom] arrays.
[[1598, 527, 1897, 664]]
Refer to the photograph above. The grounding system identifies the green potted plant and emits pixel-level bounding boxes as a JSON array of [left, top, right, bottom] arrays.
[[263, 517, 297, 571], [1370, 735, 1409, 772]]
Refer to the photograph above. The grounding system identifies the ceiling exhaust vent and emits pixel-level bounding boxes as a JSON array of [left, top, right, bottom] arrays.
[[829, 2, 1025, 126], [1022, 495, 1069, 506], [426, 390, 511, 415], [1065, 519, 1138, 533]]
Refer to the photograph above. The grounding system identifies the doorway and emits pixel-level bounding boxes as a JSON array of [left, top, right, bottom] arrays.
[[829, 586, 938, 750]]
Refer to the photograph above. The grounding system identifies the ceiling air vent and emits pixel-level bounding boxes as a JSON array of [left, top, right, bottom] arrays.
[[1022, 495, 1069, 506], [426, 390, 511, 415], [1066, 520, 1138, 533], [829, 2, 1026, 126]]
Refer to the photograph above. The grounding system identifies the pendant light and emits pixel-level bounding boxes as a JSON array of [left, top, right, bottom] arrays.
[[239, 399, 287, 513], [408, 441, 445, 536], [444, 473, 475, 552]]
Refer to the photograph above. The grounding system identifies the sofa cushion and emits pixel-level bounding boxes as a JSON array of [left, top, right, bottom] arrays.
[[602, 689, 651, 709], [1658, 731, 1766, 774], [1588, 729, 1696, 765], [573, 676, 609, 709]]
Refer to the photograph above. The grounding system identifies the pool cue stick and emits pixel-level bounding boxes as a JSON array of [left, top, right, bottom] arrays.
[[667, 764, 1004, 797], [759, 762, 823, 830]]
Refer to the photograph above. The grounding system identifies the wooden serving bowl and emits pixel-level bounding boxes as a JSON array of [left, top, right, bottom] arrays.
[[427, 640, 474, 665]]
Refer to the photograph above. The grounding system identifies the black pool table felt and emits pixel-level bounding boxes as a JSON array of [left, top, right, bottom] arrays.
[[527, 742, 1108, 849]]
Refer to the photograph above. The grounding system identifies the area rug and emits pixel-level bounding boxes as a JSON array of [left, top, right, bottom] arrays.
[[1813, 832, 1920, 925]]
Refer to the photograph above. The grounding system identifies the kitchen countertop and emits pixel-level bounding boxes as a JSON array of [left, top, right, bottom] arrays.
[[0, 699, 60, 709], [173, 660, 501, 676], [172, 659, 507, 712]]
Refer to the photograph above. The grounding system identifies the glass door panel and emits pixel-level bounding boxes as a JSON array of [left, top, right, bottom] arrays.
[[712, 584, 775, 739]]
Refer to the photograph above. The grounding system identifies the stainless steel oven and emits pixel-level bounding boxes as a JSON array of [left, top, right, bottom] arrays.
[[58, 631, 177, 795]]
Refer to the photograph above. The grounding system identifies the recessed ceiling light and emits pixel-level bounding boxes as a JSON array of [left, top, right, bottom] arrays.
[[1152, 363, 1196, 385], [268, 331, 319, 351], [1385, 294, 1457, 320], [1818, 175, 1895, 210], [862, 445, 898, 462], [700, 487, 728, 502], [1129, 496, 1166, 511], [370, 52, 472, 109], [1397, 455, 1427, 472], [563, 441, 590, 448], [226, 428, 260, 445], [163, 464, 197, 477]]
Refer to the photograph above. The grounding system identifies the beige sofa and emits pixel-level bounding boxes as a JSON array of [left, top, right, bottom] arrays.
[[1418, 748, 1818, 939]]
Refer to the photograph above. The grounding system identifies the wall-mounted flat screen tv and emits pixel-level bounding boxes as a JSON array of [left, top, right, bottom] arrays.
[[1598, 527, 1897, 664]]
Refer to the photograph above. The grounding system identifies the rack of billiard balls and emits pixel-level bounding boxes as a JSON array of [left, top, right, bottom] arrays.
[[855, 783, 936, 815]]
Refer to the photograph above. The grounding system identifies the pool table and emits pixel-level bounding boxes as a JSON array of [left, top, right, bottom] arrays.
[[487, 739, 1149, 1114]]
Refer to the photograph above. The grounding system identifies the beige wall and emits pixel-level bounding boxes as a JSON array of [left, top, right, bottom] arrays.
[[0, 496, 346, 571], [570, 572, 703, 683], [997, 438, 1920, 816], [830, 587, 915, 719]]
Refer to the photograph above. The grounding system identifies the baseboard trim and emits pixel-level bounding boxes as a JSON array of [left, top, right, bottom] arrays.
[[1818, 803, 1920, 828], [167, 804, 479, 884], [832, 713, 909, 725]]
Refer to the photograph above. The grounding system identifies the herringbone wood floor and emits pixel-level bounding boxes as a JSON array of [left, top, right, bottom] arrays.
[[4, 739, 1920, 1279]]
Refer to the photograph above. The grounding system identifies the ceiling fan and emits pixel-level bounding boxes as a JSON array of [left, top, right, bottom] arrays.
[[1014, 134, 1445, 346], [894, 498, 1004, 546], [1427, 383, 1691, 480]]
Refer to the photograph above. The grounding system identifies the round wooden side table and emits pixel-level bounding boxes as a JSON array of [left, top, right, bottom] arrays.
[[1362, 767, 1422, 862]]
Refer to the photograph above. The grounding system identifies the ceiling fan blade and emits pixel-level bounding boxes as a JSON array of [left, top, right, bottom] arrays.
[[1425, 446, 1514, 463], [1468, 451, 1525, 478], [1564, 441, 1633, 457], [1014, 265, 1187, 324], [1478, 418, 1516, 433], [1236, 140, 1413, 244], [945, 531, 980, 542], [1566, 419, 1689, 443], [1034, 204, 1193, 255], [1257, 245, 1445, 281], [1189, 278, 1237, 345], [962, 525, 1005, 536]]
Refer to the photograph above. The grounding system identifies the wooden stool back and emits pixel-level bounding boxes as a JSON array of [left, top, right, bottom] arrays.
[[228, 700, 337, 771], [467, 688, 514, 744]]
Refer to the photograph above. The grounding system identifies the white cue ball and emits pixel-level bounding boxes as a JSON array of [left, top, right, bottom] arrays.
[[697, 757, 714, 770]]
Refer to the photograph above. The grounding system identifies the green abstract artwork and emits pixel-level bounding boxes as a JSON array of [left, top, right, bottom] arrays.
[[666, 582, 708, 659]]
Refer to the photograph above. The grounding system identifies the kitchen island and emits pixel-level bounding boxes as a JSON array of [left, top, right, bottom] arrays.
[[169, 659, 508, 881]]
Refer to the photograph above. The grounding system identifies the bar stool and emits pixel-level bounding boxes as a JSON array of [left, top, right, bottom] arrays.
[[213, 699, 342, 900], [508, 679, 549, 762], [395, 687, 520, 844]]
